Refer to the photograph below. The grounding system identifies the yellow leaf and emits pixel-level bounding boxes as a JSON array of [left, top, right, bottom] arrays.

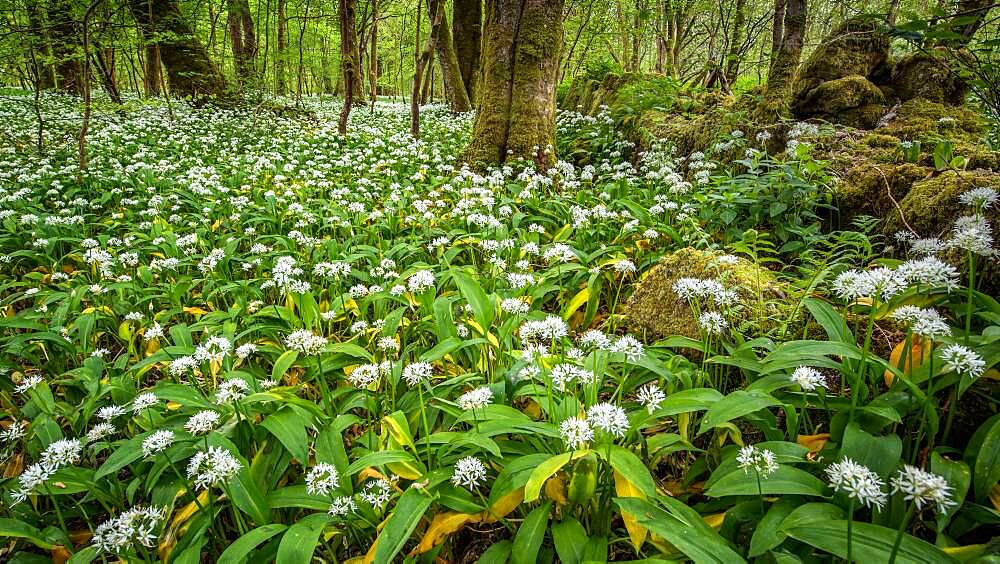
[[562, 287, 590, 323], [544, 473, 569, 506], [410, 512, 481, 555], [481, 487, 524, 523], [703, 512, 727, 530], [990, 483, 1000, 511], [183, 306, 209, 316], [885, 335, 932, 385], [614, 470, 648, 551], [796, 433, 830, 455]]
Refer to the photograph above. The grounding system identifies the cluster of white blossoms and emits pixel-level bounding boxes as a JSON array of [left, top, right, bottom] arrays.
[[586, 403, 630, 438], [406, 269, 436, 293], [141, 430, 175, 458], [359, 478, 395, 508], [672, 277, 738, 306], [184, 410, 221, 435], [890, 465, 956, 513], [825, 458, 887, 510], [457, 386, 493, 410], [92, 505, 166, 554], [451, 456, 488, 489], [636, 383, 666, 414], [305, 463, 340, 496], [737, 445, 778, 477], [698, 311, 729, 335], [284, 329, 328, 355], [560, 417, 595, 449], [889, 306, 952, 340], [216, 378, 251, 404], [186, 447, 242, 490], [401, 361, 434, 386], [11, 439, 84, 503], [938, 344, 986, 379], [790, 366, 827, 391]]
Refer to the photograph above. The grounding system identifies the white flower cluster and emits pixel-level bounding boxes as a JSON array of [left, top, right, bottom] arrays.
[[92, 506, 166, 554], [737, 445, 778, 477], [890, 465, 956, 513], [825, 458, 887, 510]]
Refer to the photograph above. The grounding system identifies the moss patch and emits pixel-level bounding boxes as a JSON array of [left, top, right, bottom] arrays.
[[794, 75, 886, 128], [891, 49, 969, 105], [890, 169, 1000, 234], [791, 18, 890, 110]]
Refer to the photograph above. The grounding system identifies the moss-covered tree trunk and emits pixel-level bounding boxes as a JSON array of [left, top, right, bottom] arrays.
[[128, 0, 228, 98], [276, 0, 288, 94], [462, 0, 563, 167], [338, 0, 358, 133], [26, 1, 56, 89], [144, 45, 163, 96], [953, 0, 992, 41], [227, 0, 257, 89], [757, 0, 805, 121], [48, 0, 84, 95], [724, 0, 746, 84], [453, 0, 481, 103], [430, 0, 472, 112]]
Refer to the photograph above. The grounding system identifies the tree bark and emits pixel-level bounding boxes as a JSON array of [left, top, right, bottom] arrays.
[[227, 0, 257, 88], [276, 0, 287, 94], [452, 0, 482, 102], [370, 0, 379, 104], [724, 0, 747, 84], [462, 0, 563, 167], [27, 0, 56, 89], [338, 0, 358, 133], [144, 45, 163, 95], [952, 0, 993, 40], [431, 0, 472, 112], [412, 0, 437, 137], [127, 0, 228, 98], [49, 0, 85, 94], [757, 0, 805, 121]]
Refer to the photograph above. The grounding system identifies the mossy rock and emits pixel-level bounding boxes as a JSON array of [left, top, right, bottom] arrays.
[[835, 161, 930, 223], [890, 169, 1000, 235], [624, 248, 794, 341], [792, 18, 891, 106], [877, 99, 985, 142], [891, 49, 969, 105], [794, 75, 887, 128]]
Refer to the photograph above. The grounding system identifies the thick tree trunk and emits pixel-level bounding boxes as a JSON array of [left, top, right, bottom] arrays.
[[128, 0, 228, 98], [27, 1, 56, 89], [321, 37, 335, 94], [757, 0, 805, 121], [412, 0, 437, 137], [462, 0, 563, 167], [49, 0, 85, 94], [452, 0, 481, 103], [338, 0, 358, 133], [370, 0, 379, 104], [724, 0, 746, 84], [227, 0, 257, 88], [430, 0, 472, 112], [770, 0, 785, 56], [276, 0, 287, 94], [144, 45, 163, 95]]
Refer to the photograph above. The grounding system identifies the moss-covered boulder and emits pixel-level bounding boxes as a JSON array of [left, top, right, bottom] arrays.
[[891, 49, 969, 105], [793, 75, 886, 128], [890, 169, 1000, 234], [624, 248, 794, 341], [791, 18, 891, 112], [835, 161, 929, 223]]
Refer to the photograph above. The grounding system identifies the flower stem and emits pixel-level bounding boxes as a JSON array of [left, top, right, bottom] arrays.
[[888, 504, 917, 564]]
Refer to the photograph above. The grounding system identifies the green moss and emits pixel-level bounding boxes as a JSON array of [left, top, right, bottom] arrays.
[[835, 161, 929, 223], [794, 75, 886, 128], [891, 49, 969, 105], [878, 99, 985, 142], [624, 248, 794, 341], [891, 169, 1000, 234], [792, 17, 890, 110]]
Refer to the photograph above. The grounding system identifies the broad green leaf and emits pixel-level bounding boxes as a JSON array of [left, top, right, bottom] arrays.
[[0, 518, 54, 549], [705, 465, 826, 497], [551, 517, 588, 564], [615, 497, 745, 563], [782, 520, 958, 563], [373, 488, 434, 563], [219, 524, 287, 564], [840, 422, 902, 480], [601, 445, 656, 498], [524, 450, 590, 502], [931, 452, 970, 528], [749, 497, 798, 557], [276, 513, 331, 564], [511, 501, 551, 564], [271, 350, 298, 381], [698, 390, 781, 434], [261, 407, 311, 463], [973, 415, 1000, 501], [452, 267, 494, 331]]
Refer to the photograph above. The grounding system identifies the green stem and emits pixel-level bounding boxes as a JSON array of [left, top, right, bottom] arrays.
[[849, 310, 876, 427], [887, 504, 917, 564], [48, 492, 72, 552], [846, 499, 855, 563], [965, 252, 975, 346]]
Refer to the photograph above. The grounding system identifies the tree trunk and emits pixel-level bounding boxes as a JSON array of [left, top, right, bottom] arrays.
[[27, 0, 56, 89], [144, 44, 163, 95], [430, 0, 472, 112], [452, 0, 481, 103], [321, 37, 335, 94], [276, 0, 287, 94], [127, 0, 228, 98], [770, 0, 785, 56], [462, 0, 563, 167], [227, 0, 257, 88], [412, 0, 437, 137], [370, 0, 379, 104], [338, 0, 358, 133], [49, 0, 85, 94], [953, 0, 992, 40], [757, 0, 805, 121], [724, 0, 746, 84]]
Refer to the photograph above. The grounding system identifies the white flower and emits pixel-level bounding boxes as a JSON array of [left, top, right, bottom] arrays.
[[891, 306, 952, 340], [611, 335, 644, 362], [86, 423, 116, 443], [826, 458, 887, 510], [791, 366, 827, 391], [359, 478, 394, 508], [186, 446, 242, 490], [92, 506, 166, 553], [698, 311, 728, 335], [959, 187, 998, 209], [939, 344, 986, 379], [636, 383, 666, 414], [131, 392, 158, 414], [328, 496, 357, 517], [216, 378, 250, 404], [347, 363, 382, 388], [832, 268, 905, 302], [96, 405, 127, 420], [184, 411, 221, 435], [1, 422, 26, 443], [897, 256, 959, 290], [560, 417, 594, 449], [909, 238, 947, 256], [402, 361, 434, 386], [407, 270, 436, 293], [737, 445, 778, 477], [12, 463, 52, 503], [890, 465, 956, 513], [142, 430, 175, 457], [614, 259, 637, 274], [457, 386, 493, 410], [14, 374, 43, 394], [284, 330, 328, 355], [550, 363, 591, 392], [949, 216, 994, 256], [40, 439, 83, 472], [235, 343, 258, 359], [578, 329, 612, 350], [452, 456, 488, 489], [194, 336, 232, 363], [586, 403, 629, 438], [305, 463, 340, 496], [500, 298, 530, 315], [519, 315, 568, 343]]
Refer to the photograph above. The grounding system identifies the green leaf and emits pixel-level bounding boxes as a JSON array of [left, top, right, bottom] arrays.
[[67, 546, 99, 564], [840, 422, 902, 480], [261, 407, 311, 463], [705, 465, 826, 497], [650, 388, 722, 417], [276, 513, 330, 564], [452, 267, 494, 331], [271, 350, 298, 381], [931, 452, 970, 528], [477, 540, 513, 564], [973, 415, 1000, 501], [615, 497, 745, 563], [0, 518, 55, 549], [95, 432, 148, 479], [511, 501, 551, 564], [374, 488, 434, 563], [782, 520, 958, 563], [601, 445, 656, 498], [219, 524, 288, 564], [524, 450, 590, 502], [749, 497, 798, 557], [551, 517, 588, 564], [698, 390, 780, 434], [804, 298, 853, 344]]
